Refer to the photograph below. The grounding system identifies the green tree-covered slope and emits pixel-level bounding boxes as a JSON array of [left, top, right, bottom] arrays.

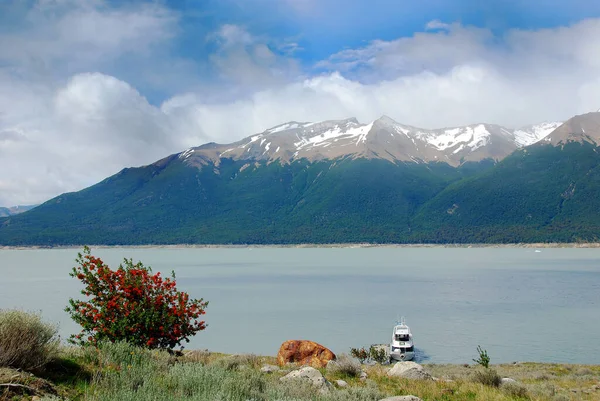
[[0, 157, 487, 245], [409, 142, 600, 243]]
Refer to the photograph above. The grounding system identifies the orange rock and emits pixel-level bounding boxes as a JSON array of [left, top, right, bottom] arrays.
[[277, 340, 336, 368]]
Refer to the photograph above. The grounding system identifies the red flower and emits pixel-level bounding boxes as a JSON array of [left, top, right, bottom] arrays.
[[66, 247, 208, 351]]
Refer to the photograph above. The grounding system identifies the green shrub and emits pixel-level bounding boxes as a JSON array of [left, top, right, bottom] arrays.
[[326, 353, 362, 377], [65, 247, 208, 351], [368, 345, 387, 364], [0, 309, 59, 371], [213, 353, 262, 371], [321, 382, 383, 401], [472, 368, 502, 387], [473, 345, 490, 368], [502, 381, 529, 398], [350, 347, 368, 363]]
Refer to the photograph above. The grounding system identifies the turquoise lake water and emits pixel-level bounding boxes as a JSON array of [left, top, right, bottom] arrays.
[[1, 247, 599, 364]]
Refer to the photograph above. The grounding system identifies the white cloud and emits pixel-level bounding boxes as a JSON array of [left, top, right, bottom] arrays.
[[207, 24, 301, 90], [4, 12, 600, 205], [0, 0, 177, 75], [425, 19, 450, 30]]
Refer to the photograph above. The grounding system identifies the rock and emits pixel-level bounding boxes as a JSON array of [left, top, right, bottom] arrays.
[[277, 340, 336, 368], [336, 379, 348, 387], [387, 362, 433, 380], [359, 371, 368, 381], [371, 344, 389, 355], [260, 364, 280, 373], [501, 377, 517, 385], [378, 396, 423, 401], [280, 366, 331, 392]]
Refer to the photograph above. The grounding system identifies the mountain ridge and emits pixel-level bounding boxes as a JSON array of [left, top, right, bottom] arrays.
[[3, 111, 600, 245], [181, 115, 562, 169]]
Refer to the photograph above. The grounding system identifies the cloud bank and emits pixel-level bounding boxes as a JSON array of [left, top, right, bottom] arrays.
[[2, 1, 600, 205]]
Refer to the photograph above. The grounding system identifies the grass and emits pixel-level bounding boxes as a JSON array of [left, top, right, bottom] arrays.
[[0, 309, 59, 371], [1, 343, 599, 401]]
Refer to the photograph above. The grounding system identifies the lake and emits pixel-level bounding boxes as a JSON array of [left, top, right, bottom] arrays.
[[1, 247, 599, 364]]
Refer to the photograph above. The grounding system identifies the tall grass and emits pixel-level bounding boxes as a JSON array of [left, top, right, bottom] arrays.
[[326, 354, 362, 378], [472, 368, 502, 387], [0, 309, 59, 371], [86, 342, 384, 401]]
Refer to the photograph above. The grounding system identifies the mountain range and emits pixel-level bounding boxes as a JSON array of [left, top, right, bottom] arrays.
[[2, 112, 600, 245], [0, 205, 37, 218], [184, 116, 561, 167]]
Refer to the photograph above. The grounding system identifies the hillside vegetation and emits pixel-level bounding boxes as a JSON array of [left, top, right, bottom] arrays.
[[2, 142, 600, 245]]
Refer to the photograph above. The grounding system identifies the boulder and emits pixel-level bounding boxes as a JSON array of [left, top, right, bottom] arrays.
[[335, 379, 348, 388], [277, 340, 336, 368], [501, 377, 517, 385], [280, 366, 331, 392], [260, 364, 280, 373], [387, 362, 433, 380], [379, 396, 423, 401]]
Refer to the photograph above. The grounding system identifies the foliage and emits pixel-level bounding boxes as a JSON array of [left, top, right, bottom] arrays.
[[350, 346, 387, 365], [350, 347, 369, 364], [326, 353, 362, 377], [65, 247, 208, 350], [0, 158, 489, 245], [368, 346, 387, 364], [4, 142, 600, 245], [473, 345, 490, 368], [501, 381, 529, 398], [0, 309, 59, 371], [472, 368, 502, 387], [5, 341, 599, 401]]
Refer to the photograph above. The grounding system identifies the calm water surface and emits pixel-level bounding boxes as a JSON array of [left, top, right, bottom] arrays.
[[1, 247, 599, 364]]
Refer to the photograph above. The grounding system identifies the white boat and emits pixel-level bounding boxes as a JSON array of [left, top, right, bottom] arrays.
[[389, 317, 415, 362]]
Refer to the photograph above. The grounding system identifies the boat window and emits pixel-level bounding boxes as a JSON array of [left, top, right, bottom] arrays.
[[395, 334, 410, 341]]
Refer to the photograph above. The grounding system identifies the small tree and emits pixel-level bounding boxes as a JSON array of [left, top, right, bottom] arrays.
[[369, 345, 387, 364], [66, 247, 208, 351], [473, 345, 490, 368], [350, 347, 369, 363]]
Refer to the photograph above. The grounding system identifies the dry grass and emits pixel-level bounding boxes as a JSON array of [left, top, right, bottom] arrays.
[[212, 353, 268, 371], [472, 368, 502, 387], [3, 344, 600, 401], [370, 362, 600, 401], [0, 309, 59, 372], [326, 354, 362, 378]]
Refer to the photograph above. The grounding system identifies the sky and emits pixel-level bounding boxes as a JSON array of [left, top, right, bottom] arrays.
[[3, 0, 600, 205]]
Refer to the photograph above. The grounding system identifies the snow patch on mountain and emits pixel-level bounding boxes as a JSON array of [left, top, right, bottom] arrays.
[[293, 121, 374, 150], [513, 122, 563, 147], [413, 124, 492, 151], [179, 148, 194, 159], [267, 121, 313, 134]]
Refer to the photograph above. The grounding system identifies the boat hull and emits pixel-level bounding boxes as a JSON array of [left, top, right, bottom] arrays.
[[390, 350, 415, 362]]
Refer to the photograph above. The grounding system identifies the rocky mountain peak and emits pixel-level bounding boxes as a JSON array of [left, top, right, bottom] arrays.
[[178, 115, 568, 168], [546, 112, 600, 145]]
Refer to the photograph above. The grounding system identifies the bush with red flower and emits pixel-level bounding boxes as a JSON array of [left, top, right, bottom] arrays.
[[65, 246, 208, 350]]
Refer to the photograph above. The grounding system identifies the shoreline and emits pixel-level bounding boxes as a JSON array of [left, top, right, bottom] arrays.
[[2, 242, 600, 250]]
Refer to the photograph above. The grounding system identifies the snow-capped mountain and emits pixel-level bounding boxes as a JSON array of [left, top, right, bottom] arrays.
[[180, 115, 564, 167], [513, 122, 563, 147]]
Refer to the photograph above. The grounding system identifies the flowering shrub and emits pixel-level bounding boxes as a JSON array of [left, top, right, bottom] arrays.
[[65, 247, 208, 350], [350, 347, 368, 363]]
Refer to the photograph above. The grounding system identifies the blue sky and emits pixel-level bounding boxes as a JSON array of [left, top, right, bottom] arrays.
[[2, 0, 600, 205]]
